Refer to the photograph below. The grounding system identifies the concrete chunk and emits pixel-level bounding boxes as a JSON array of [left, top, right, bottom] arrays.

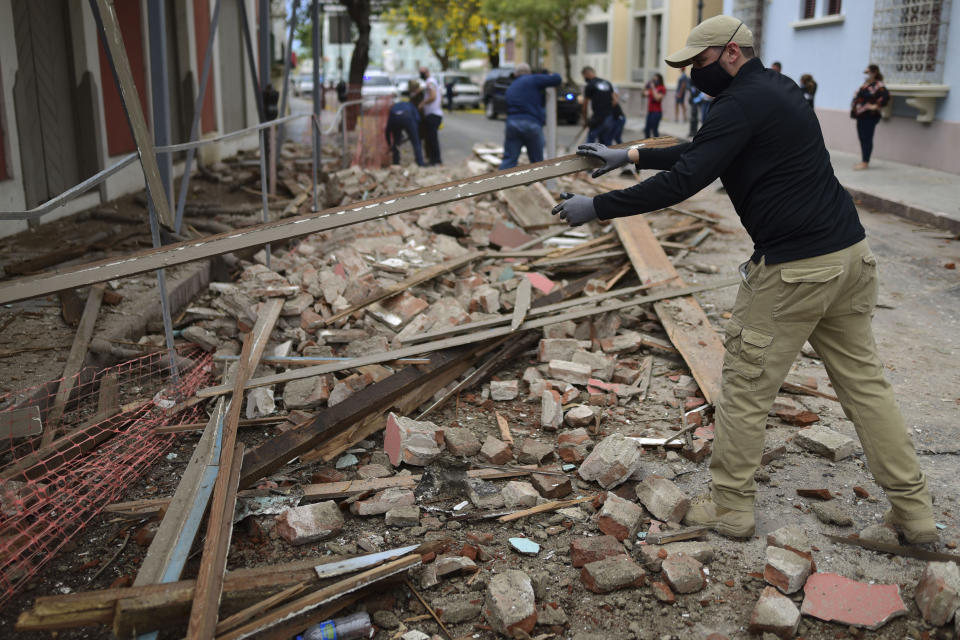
[[501, 481, 540, 509], [570, 535, 626, 568], [548, 360, 592, 385], [351, 488, 415, 516], [479, 435, 513, 465], [572, 350, 616, 381], [635, 476, 690, 523], [490, 379, 519, 401], [564, 406, 595, 429], [466, 478, 505, 509], [764, 546, 813, 594], [915, 561, 960, 626], [749, 586, 800, 639], [795, 426, 855, 461], [530, 471, 572, 499], [538, 338, 580, 362], [557, 428, 593, 463], [580, 556, 646, 593], [661, 553, 706, 594], [384, 413, 445, 466], [443, 427, 482, 456], [540, 389, 564, 430], [596, 493, 643, 541], [483, 570, 537, 636], [639, 541, 715, 572], [276, 501, 343, 544], [385, 505, 420, 527], [577, 433, 642, 489], [517, 438, 554, 465], [283, 375, 330, 409]]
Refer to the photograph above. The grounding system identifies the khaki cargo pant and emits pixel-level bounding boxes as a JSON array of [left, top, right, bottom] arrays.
[[710, 239, 933, 520]]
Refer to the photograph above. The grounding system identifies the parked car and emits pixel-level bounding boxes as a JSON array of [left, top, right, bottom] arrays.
[[482, 67, 581, 124], [294, 73, 320, 97], [439, 72, 482, 109], [361, 71, 399, 99], [394, 73, 418, 97]]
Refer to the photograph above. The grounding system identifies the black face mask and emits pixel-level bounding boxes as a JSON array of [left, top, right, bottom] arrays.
[[419, 72, 428, 80], [690, 21, 742, 97], [691, 58, 733, 97]]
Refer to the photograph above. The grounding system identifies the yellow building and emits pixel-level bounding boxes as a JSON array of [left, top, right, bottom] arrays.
[[516, 0, 723, 119]]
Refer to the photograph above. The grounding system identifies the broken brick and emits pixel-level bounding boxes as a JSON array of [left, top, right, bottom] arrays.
[[635, 476, 690, 523], [479, 435, 513, 465], [569, 535, 626, 568], [351, 488, 416, 516], [443, 427, 481, 457], [531, 471, 572, 499], [794, 426, 855, 461], [596, 493, 643, 541], [749, 586, 800, 639], [914, 561, 960, 626], [483, 570, 537, 636], [276, 501, 344, 544], [501, 481, 540, 509], [578, 433, 642, 489], [796, 488, 833, 500], [764, 546, 813, 594], [661, 553, 706, 594], [580, 556, 646, 593], [384, 413, 445, 466], [650, 581, 676, 604]]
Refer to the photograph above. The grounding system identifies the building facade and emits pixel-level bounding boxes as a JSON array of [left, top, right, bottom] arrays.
[[725, 0, 958, 174], [0, 0, 287, 238]]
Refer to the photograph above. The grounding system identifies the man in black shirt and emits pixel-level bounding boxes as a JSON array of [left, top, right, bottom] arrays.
[[581, 66, 616, 145], [552, 15, 937, 544]]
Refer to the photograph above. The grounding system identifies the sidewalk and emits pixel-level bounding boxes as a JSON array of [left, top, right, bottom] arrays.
[[624, 117, 960, 234]]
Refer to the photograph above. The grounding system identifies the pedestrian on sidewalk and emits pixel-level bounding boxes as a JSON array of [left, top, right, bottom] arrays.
[[384, 80, 425, 167], [800, 73, 817, 109], [581, 66, 616, 145], [553, 15, 938, 546], [851, 64, 889, 170], [418, 66, 444, 166], [675, 67, 690, 122], [644, 73, 666, 138], [498, 64, 562, 169]]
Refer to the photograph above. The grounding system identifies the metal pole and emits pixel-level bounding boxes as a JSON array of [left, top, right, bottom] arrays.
[[239, 0, 266, 121], [147, 0, 172, 207], [259, 0, 272, 267], [174, 0, 223, 233], [545, 86, 557, 190], [240, 0, 270, 266], [259, 0, 270, 91], [259, 128, 271, 269], [276, 0, 300, 149], [311, 0, 321, 211], [341, 107, 349, 169]]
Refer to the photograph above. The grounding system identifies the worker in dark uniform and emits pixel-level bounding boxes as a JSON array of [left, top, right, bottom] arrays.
[[551, 15, 937, 544], [385, 80, 425, 167], [581, 66, 616, 145]]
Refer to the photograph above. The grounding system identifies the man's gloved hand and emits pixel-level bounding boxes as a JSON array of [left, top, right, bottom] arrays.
[[551, 192, 597, 227], [577, 142, 631, 178]]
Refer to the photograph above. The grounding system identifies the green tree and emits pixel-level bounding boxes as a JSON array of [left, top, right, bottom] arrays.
[[386, 0, 498, 71], [483, 0, 610, 84]]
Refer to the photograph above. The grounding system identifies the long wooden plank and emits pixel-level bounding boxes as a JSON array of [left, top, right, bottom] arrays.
[[42, 284, 105, 445], [187, 298, 282, 639], [324, 250, 482, 325], [614, 216, 725, 404], [216, 555, 421, 640], [92, 0, 174, 229], [130, 398, 227, 585], [198, 279, 738, 400], [0, 138, 678, 305]]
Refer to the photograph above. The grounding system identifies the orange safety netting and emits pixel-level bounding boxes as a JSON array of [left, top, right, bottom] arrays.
[[0, 348, 212, 607]]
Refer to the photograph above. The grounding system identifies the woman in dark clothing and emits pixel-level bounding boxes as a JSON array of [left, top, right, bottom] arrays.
[[800, 74, 817, 108], [851, 64, 889, 170]]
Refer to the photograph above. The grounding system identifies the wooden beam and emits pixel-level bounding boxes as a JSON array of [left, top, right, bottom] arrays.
[[510, 278, 532, 331], [614, 216, 725, 404], [217, 555, 421, 640], [198, 279, 738, 400], [91, 0, 174, 229], [324, 251, 482, 325], [42, 284, 105, 445], [187, 298, 282, 639], [0, 138, 678, 305]]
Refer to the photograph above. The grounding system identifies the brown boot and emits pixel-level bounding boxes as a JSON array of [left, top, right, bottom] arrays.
[[683, 495, 755, 538], [883, 509, 939, 544]]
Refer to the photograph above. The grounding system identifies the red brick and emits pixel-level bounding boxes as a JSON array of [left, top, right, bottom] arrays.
[[569, 535, 626, 568], [650, 581, 675, 604], [800, 572, 907, 630]]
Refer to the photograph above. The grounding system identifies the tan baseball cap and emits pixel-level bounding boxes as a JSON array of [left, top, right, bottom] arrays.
[[665, 15, 754, 68]]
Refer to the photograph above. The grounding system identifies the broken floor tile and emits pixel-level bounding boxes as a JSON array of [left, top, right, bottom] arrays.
[[509, 537, 541, 556], [801, 572, 907, 630]]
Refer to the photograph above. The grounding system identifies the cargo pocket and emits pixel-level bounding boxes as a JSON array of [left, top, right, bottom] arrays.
[[772, 265, 844, 321], [721, 323, 771, 391], [850, 255, 879, 313]]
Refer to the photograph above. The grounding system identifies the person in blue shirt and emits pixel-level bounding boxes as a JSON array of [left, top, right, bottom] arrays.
[[498, 64, 562, 170], [385, 80, 425, 166]]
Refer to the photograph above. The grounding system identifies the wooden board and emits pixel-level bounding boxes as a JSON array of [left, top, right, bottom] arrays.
[[614, 216, 725, 404], [0, 138, 678, 305], [42, 284, 105, 445], [186, 298, 282, 639]]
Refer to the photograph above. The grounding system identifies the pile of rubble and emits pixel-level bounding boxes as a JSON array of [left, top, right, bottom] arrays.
[[9, 158, 960, 640]]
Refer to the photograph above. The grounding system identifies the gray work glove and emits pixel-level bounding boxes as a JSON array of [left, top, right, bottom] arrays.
[[577, 142, 631, 178], [551, 192, 597, 227]]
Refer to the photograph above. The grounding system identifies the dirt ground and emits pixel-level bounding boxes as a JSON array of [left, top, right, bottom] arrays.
[[1, 161, 959, 640]]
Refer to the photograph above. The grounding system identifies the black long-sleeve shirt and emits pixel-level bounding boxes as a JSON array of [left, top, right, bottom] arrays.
[[594, 58, 864, 264]]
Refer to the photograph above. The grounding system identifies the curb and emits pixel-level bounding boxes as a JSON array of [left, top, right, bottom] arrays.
[[845, 187, 960, 235]]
